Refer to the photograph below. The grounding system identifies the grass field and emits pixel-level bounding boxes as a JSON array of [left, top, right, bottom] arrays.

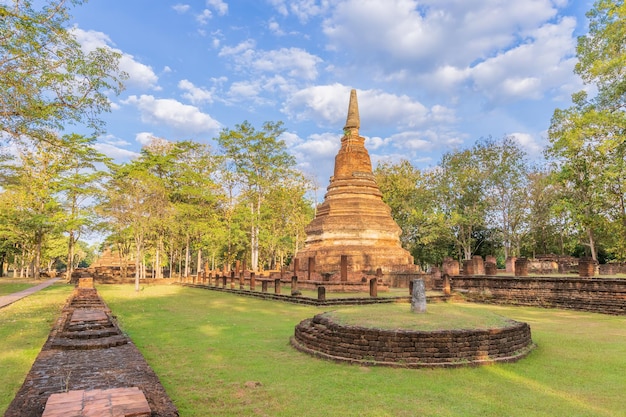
[[2, 283, 626, 416], [0, 283, 73, 412], [0, 278, 42, 296]]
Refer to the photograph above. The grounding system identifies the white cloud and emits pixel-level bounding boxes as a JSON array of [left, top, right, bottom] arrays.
[[178, 79, 214, 104], [268, 0, 329, 22], [207, 0, 228, 16], [196, 9, 212, 25], [72, 27, 159, 90], [269, 18, 285, 36], [94, 138, 139, 160], [172, 4, 190, 13], [123, 95, 221, 135], [320, 0, 580, 104], [509, 132, 545, 157], [220, 41, 322, 81], [135, 132, 156, 146], [283, 84, 440, 129]]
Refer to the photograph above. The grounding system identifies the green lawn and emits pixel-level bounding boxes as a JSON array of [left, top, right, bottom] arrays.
[[0, 283, 73, 412], [94, 284, 626, 417], [0, 278, 41, 296]]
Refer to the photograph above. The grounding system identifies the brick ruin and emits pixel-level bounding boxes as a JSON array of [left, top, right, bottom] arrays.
[[291, 312, 534, 368], [4, 278, 178, 417], [292, 89, 420, 290]]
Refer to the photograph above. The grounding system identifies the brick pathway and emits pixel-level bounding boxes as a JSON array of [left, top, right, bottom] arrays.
[[4, 282, 179, 416], [0, 278, 60, 309]]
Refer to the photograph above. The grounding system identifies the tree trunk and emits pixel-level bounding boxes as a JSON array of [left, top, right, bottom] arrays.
[[134, 233, 142, 292], [197, 248, 202, 277], [587, 228, 598, 261], [65, 230, 75, 282], [184, 235, 190, 277]]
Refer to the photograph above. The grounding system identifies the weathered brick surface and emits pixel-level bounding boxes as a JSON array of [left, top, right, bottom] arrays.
[[291, 314, 534, 368], [451, 276, 626, 315], [5, 286, 178, 417]]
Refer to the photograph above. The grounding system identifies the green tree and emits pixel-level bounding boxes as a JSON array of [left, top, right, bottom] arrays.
[[475, 137, 530, 259], [0, 0, 126, 145], [436, 148, 488, 260], [374, 160, 452, 267], [217, 121, 297, 271], [547, 0, 626, 261]]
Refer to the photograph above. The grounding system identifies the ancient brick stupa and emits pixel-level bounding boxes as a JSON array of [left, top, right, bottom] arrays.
[[293, 89, 419, 287]]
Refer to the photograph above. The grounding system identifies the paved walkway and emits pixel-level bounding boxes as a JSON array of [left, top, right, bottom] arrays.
[[0, 278, 61, 309]]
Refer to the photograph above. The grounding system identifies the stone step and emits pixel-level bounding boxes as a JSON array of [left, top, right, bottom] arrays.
[[49, 334, 128, 350], [59, 328, 120, 340]]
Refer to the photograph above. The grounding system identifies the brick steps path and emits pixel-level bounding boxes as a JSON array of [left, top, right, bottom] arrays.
[[4, 281, 178, 416]]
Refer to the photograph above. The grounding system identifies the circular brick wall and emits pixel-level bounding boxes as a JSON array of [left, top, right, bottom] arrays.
[[291, 313, 534, 368]]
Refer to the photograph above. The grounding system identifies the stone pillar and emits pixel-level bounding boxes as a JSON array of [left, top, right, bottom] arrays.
[[514, 258, 529, 277], [485, 262, 497, 276], [443, 257, 460, 276], [578, 258, 595, 277], [274, 278, 281, 294], [262, 280, 268, 293], [473, 256, 485, 275], [230, 271, 236, 289], [235, 260, 241, 275], [463, 259, 475, 276], [442, 274, 451, 296], [307, 256, 315, 280], [317, 286, 326, 301], [293, 258, 299, 273], [485, 255, 497, 267], [291, 276, 298, 295], [250, 272, 256, 291], [506, 257, 517, 274], [411, 279, 427, 313], [369, 278, 378, 297], [340, 255, 348, 282], [207, 273, 212, 286], [222, 275, 227, 287], [239, 272, 244, 290]]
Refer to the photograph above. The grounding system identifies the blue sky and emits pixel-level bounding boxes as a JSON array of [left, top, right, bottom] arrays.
[[69, 0, 594, 194]]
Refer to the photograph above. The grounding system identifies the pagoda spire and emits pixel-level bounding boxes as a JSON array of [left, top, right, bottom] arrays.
[[344, 89, 360, 133]]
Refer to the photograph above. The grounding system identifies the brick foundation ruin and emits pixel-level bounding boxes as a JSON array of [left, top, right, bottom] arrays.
[[291, 313, 534, 368]]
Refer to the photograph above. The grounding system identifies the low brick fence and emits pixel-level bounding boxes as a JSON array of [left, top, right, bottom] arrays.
[[291, 314, 534, 368], [451, 276, 626, 315]]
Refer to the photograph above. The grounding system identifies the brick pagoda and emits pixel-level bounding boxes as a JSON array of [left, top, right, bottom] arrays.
[[293, 89, 419, 285]]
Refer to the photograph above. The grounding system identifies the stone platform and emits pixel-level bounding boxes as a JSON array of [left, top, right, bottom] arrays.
[[42, 387, 150, 417]]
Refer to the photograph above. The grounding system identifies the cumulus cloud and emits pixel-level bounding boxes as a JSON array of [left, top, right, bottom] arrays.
[[283, 84, 450, 130], [72, 27, 159, 90], [123, 95, 221, 135], [178, 80, 214, 104], [172, 4, 190, 13], [220, 40, 322, 81], [320, 0, 580, 104], [207, 0, 228, 16], [268, 0, 329, 22], [95, 135, 140, 160], [196, 9, 212, 25]]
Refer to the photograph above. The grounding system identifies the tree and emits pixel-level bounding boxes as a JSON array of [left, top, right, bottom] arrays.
[[217, 121, 297, 271], [374, 159, 453, 267], [1, 0, 126, 145], [436, 148, 488, 260], [547, 0, 626, 261], [56, 134, 110, 281], [475, 137, 530, 258]]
